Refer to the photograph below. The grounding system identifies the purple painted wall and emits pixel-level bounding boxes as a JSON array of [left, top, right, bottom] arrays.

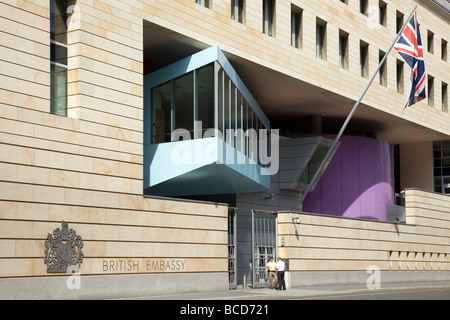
[[302, 135, 395, 221]]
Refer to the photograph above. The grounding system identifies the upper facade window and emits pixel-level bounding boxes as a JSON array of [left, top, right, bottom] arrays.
[[50, 0, 68, 116], [144, 46, 272, 196], [262, 0, 274, 36], [147, 46, 270, 164], [195, 0, 210, 8], [231, 0, 244, 23], [151, 64, 214, 144], [291, 5, 302, 49], [339, 30, 349, 69], [360, 0, 368, 16], [316, 18, 327, 60]]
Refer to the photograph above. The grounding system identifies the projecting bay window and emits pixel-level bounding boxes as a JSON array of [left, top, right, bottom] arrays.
[[144, 47, 272, 196], [50, 0, 68, 116]]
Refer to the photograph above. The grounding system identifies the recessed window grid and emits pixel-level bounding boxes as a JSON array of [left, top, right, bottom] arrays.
[[263, 0, 275, 36]]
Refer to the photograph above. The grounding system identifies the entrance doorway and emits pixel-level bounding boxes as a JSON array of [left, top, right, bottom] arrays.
[[228, 208, 237, 289], [251, 210, 277, 288]]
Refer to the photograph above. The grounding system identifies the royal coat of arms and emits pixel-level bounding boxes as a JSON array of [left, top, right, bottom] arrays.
[[44, 221, 84, 273]]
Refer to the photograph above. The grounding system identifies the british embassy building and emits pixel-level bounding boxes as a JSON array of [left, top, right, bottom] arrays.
[[0, 0, 449, 299]]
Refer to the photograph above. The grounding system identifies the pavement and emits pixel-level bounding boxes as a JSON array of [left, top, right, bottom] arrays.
[[129, 281, 450, 300]]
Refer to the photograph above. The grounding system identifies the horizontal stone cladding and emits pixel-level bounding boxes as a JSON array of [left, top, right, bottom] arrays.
[[0, 198, 228, 277], [278, 189, 450, 272]]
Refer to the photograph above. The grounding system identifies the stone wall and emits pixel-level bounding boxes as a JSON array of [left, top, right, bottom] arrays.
[[278, 189, 450, 287]]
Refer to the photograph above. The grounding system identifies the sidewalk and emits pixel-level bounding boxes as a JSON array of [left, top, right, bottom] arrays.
[[130, 281, 450, 300]]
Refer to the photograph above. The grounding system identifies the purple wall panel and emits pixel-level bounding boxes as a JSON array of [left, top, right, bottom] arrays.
[[302, 135, 394, 221]]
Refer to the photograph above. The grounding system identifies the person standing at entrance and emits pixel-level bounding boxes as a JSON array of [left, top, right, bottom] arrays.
[[276, 256, 286, 290], [265, 257, 278, 289]]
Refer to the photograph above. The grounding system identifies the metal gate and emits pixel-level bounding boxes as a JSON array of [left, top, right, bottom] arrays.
[[228, 208, 237, 289], [251, 210, 277, 288]]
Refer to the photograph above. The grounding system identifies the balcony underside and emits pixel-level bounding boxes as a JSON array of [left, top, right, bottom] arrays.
[[144, 137, 270, 197]]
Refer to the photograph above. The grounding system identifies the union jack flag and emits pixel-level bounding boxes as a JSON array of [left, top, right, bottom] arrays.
[[394, 10, 426, 108]]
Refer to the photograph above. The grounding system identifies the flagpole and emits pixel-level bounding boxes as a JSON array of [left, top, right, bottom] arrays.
[[299, 6, 417, 206]]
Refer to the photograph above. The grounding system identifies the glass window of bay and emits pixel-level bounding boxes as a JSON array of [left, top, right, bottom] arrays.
[[197, 64, 215, 138], [174, 72, 194, 139], [150, 62, 268, 159], [339, 30, 349, 69], [217, 66, 267, 160], [50, 0, 68, 116], [151, 81, 172, 144]]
